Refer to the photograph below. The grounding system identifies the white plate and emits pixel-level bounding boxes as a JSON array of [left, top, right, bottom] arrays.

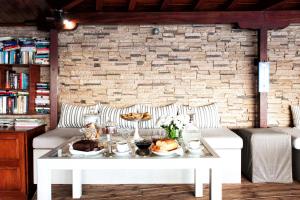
[[112, 149, 131, 156], [152, 146, 183, 156], [69, 144, 104, 156], [188, 145, 204, 155]]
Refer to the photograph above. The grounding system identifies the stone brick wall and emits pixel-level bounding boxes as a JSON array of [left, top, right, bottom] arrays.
[[268, 24, 300, 127], [58, 25, 258, 128], [0, 26, 50, 129], [2, 24, 299, 128]]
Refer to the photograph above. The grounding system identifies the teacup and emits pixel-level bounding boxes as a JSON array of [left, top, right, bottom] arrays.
[[116, 141, 129, 153], [188, 139, 201, 149]]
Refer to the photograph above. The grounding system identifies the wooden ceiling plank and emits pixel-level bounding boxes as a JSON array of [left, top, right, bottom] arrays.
[[63, 0, 85, 10], [96, 0, 104, 11], [161, 0, 170, 11], [263, 0, 287, 11], [224, 0, 239, 10], [128, 0, 137, 11], [194, 0, 203, 11]]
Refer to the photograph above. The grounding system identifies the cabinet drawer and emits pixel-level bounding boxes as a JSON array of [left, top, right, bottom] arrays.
[[0, 138, 19, 159], [0, 168, 21, 191]]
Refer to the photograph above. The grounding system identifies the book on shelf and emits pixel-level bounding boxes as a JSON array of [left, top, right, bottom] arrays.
[[4, 70, 28, 90], [0, 118, 14, 127], [14, 118, 44, 127], [35, 82, 50, 114], [34, 38, 50, 65], [0, 37, 49, 65], [0, 91, 29, 114]]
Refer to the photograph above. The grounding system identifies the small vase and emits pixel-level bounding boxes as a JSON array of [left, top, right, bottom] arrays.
[[166, 129, 182, 140]]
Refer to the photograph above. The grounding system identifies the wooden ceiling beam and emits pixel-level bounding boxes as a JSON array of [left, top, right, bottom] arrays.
[[96, 0, 103, 11], [63, 0, 85, 10], [263, 0, 287, 11], [128, 0, 137, 11], [68, 11, 300, 29], [161, 0, 170, 11], [224, 0, 239, 10]]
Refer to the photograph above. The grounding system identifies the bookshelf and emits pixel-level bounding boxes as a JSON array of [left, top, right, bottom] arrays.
[[0, 33, 56, 130], [0, 64, 49, 115]]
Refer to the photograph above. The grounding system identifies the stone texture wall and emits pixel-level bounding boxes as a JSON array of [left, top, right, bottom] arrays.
[[268, 24, 300, 127], [2, 24, 299, 128], [0, 26, 50, 129], [58, 25, 258, 128]]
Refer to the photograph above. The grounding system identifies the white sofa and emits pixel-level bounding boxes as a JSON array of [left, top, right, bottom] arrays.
[[33, 127, 243, 184]]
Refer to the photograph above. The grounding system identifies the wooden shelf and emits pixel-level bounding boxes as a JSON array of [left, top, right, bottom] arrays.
[[0, 88, 29, 92], [0, 64, 50, 68]]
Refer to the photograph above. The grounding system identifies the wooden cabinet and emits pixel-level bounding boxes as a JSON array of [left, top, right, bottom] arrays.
[[0, 125, 45, 199]]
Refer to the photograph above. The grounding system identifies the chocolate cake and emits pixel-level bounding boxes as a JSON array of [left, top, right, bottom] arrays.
[[72, 140, 99, 152]]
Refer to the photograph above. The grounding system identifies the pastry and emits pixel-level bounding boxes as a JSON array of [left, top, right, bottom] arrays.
[[120, 112, 152, 121], [120, 113, 143, 120], [142, 112, 152, 120], [151, 139, 178, 152]]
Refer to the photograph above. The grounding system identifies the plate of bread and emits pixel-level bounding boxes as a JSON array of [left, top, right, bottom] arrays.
[[120, 112, 152, 121], [151, 139, 183, 156]]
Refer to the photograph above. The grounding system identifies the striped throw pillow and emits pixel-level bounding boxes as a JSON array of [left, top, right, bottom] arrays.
[[58, 103, 100, 128], [98, 105, 138, 129], [137, 104, 179, 129], [178, 103, 220, 128], [291, 105, 300, 128]]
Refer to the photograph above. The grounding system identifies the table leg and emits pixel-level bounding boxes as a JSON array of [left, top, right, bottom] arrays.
[[72, 169, 82, 198], [209, 166, 222, 200], [194, 168, 203, 197], [37, 160, 51, 200]]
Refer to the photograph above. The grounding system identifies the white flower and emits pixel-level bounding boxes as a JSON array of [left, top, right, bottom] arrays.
[[156, 114, 189, 130]]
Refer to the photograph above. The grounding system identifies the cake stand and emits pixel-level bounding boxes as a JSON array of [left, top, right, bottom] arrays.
[[121, 117, 151, 141], [133, 119, 142, 141]]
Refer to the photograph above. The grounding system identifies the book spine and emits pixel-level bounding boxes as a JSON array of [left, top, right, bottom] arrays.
[[0, 97, 2, 114], [5, 70, 9, 89], [19, 72, 22, 90]]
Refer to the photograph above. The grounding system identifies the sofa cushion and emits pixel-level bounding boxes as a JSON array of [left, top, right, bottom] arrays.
[[178, 103, 220, 129], [271, 127, 300, 149], [291, 105, 300, 128], [137, 104, 178, 129], [201, 128, 243, 149], [33, 128, 81, 149], [58, 103, 100, 128], [98, 105, 138, 128]]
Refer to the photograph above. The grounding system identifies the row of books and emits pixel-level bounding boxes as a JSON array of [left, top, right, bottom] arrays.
[[35, 83, 50, 114], [0, 37, 50, 65], [0, 93, 28, 114], [0, 118, 44, 127], [4, 70, 29, 90], [15, 118, 44, 127], [34, 38, 50, 65]]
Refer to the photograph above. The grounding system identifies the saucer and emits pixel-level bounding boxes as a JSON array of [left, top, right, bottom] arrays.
[[112, 149, 130, 156], [188, 145, 204, 155]]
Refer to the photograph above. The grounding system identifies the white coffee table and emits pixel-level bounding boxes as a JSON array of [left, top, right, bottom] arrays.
[[37, 137, 221, 200]]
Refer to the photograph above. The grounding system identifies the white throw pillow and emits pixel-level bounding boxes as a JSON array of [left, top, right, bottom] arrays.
[[137, 104, 179, 129], [98, 105, 138, 129], [291, 105, 300, 128], [178, 103, 220, 128], [58, 103, 100, 128]]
